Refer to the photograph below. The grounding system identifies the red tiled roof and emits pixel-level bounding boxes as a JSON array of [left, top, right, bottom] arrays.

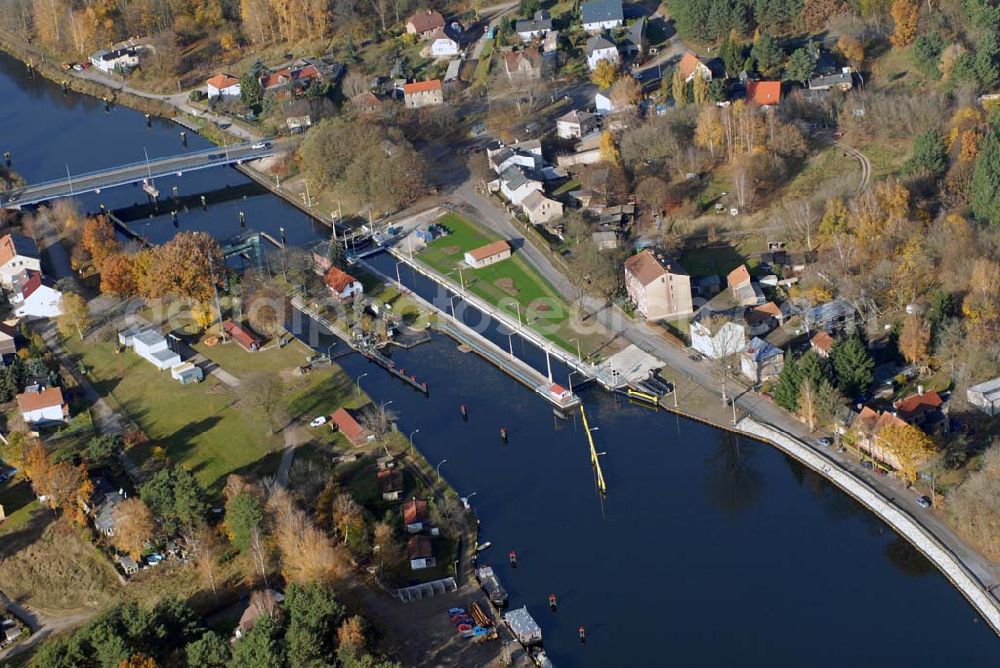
[[811, 331, 834, 354], [466, 240, 510, 262], [324, 266, 357, 294], [331, 407, 368, 446], [747, 80, 782, 105], [894, 391, 943, 418], [677, 51, 706, 80], [17, 386, 66, 413], [407, 535, 433, 559], [19, 271, 42, 299], [206, 74, 239, 89], [378, 468, 404, 493], [223, 320, 262, 351], [403, 498, 428, 524], [727, 265, 751, 289], [403, 79, 443, 94], [351, 91, 381, 110], [407, 10, 445, 33]]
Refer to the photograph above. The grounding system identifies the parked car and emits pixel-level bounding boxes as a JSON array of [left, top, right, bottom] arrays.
[[860, 460, 874, 470], [816, 437, 832, 447], [72, 64, 84, 71], [916, 496, 932, 509], [310, 416, 328, 428], [251, 142, 269, 149]]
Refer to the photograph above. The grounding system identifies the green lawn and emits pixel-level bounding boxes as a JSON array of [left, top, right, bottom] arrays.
[[191, 335, 314, 378], [416, 214, 583, 353], [680, 244, 753, 279], [64, 337, 278, 491], [0, 478, 39, 537], [784, 146, 860, 200]]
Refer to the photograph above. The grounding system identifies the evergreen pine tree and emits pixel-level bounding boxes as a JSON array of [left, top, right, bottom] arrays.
[[830, 332, 874, 397], [773, 355, 802, 411]]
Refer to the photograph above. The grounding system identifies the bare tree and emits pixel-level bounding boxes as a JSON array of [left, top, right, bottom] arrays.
[[783, 198, 819, 251], [185, 524, 224, 598]]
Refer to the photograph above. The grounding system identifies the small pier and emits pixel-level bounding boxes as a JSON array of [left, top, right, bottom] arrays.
[[580, 404, 607, 497]]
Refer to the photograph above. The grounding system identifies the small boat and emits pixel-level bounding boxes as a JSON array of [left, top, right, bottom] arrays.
[[448, 607, 465, 616], [457, 623, 473, 632], [476, 541, 492, 552]]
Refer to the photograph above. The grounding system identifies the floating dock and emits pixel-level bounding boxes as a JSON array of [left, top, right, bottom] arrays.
[[476, 565, 509, 609], [504, 606, 543, 646]]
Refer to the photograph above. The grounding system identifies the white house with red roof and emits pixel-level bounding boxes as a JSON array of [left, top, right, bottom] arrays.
[[403, 80, 444, 108], [17, 385, 69, 425], [10, 270, 61, 319], [0, 234, 41, 289], [323, 266, 363, 302], [206, 73, 241, 98]]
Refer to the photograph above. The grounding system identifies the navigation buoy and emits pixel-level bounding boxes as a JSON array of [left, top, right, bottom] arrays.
[[145, 112, 151, 128], [171, 210, 178, 228], [3, 151, 10, 168], [460, 404, 468, 421], [239, 210, 246, 228], [508, 550, 518, 567], [200, 195, 207, 210], [548, 594, 557, 611], [180, 131, 187, 146], [579, 626, 586, 643], [500, 427, 509, 443], [102, 96, 110, 112]]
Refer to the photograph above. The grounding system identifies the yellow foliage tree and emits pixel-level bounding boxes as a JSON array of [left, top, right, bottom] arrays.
[[111, 498, 156, 559], [836, 35, 865, 69], [899, 314, 931, 364], [890, 0, 918, 48], [599, 131, 620, 165], [878, 423, 936, 484], [590, 60, 618, 89], [692, 72, 708, 106]]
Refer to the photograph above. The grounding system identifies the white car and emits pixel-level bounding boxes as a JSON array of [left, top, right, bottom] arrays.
[[251, 142, 269, 149], [310, 416, 328, 428]]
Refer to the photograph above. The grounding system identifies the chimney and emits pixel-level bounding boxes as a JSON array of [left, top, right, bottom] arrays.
[[918, 384, 924, 396]]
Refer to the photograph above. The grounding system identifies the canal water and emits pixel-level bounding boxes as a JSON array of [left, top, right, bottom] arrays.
[[2, 51, 998, 664]]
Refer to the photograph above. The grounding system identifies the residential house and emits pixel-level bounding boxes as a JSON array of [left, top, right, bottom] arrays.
[[94, 489, 124, 536], [0, 322, 16, 358], [89, 47, 139, 74], [520, 190, 563, 225], [624, 17, 646, 58], [323, 266, 363, 302], [852, 407, 910, 470], [504, 48, 543, 79], [10, 270, 61, 319], [223, 320, 263, 352], [406, 10, 446, 38], [489, 141, 543, 173], [893, 387, 946, 430], [206, 73, 241, 98], [464, 240, 512, 268], [260, 64, 323, 99], [116, 554, 139, 576], [741, 337, 784, 383], [808, 70, 854, 91], [378, 469, 404, 501], [402, 498, 429, 533], [498, 166, 544, 205], [585, 35, 619, 71], [747, 80, 782, 106], [804, 299, 854, 333], [690, 318, 747, 360], [350, 91, 382, 114], [330, 407, 371, 446], [968, 376, 1000, 416], [746, 301, 783, 335], [556, 109, 597, 139], [581, 0, 623, 31], [0, 234, 41, 288], [403, 80, 444, 108], [810, 330, 835, 358], [595, 87, 633, 114], [592, 230, 618, 250], [516, 11, 553, 40], [17, 385, 69, 425], [407, 535, 436, 570], [118, 326, 181, 370], [428, 28, 460, 57], [285, 114, 312, 132], [624, 250, 693, 321], [677, 51, 713, 83], [234, 589, 284, 640], [542, 30, 560, 73], [171, 362, 204, 385], [727, 265, 764, 306]]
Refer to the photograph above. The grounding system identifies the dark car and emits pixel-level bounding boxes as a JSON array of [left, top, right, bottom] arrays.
[[861, 460, 874, 470]]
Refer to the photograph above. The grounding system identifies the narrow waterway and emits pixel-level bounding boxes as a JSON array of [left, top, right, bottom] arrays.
[[2, 51, 998, 664]]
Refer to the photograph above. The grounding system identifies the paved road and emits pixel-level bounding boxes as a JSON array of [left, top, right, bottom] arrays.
[[4, 141, 284, 208]]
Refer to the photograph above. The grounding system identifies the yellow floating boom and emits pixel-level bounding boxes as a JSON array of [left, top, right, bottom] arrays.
[[580, 404, 607, 497]]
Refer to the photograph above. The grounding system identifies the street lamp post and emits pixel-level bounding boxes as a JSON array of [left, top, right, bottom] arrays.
[[408, 428, 421, 452], [326, 342, 336, 360], [570, 337, 582, 362], [356, 372, 368, 397], [436, 458, 448, 481]]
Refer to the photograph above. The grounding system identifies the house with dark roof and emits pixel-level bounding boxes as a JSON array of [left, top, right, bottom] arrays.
[[581, 0, 623, 31], [624, 250, 693, 320], [585, 35, 619, 71], [624, 17, 646, 57], [0, 234, 40, 288], [402, 498, 429, 533], [10, 270, 61, 319], [741, 336, 784, 383], [516, 10, 552, 40], [406, 10, 446, 38], [235, 589, 284, 640], [556, 109, 597, 139], [89, 46, 139, 74], [94, 489, 124, 536], [407, 535, 436, 570], [330, 407, 371, 446], [378, 468, 404, 501], [808, 70, 854, 91], [223, 320, 263, 352], [0, 322, 17, 358], [497, 166, 544, 205]]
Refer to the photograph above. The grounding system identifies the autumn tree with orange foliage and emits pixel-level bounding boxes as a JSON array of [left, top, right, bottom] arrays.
[[100, 253, 138, 297], [138, 232, 224, 303], [111, 498, 156, 558], [899, 315, 931, 364], [878, 423, 937, 484], [890, 0, 918, 48], [118, 653, 157, 668], [836, 35, 865, 70], [337, 615, 366, 650], [81, 214, 120, 272], [269, 488, 351, 584]]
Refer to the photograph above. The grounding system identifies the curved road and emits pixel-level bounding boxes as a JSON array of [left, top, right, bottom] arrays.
[[836, 141, 872, 194]]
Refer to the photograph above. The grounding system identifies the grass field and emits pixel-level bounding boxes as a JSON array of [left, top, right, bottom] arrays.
[[680, 243, 754, 279], [416, 213, 587, 354]]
